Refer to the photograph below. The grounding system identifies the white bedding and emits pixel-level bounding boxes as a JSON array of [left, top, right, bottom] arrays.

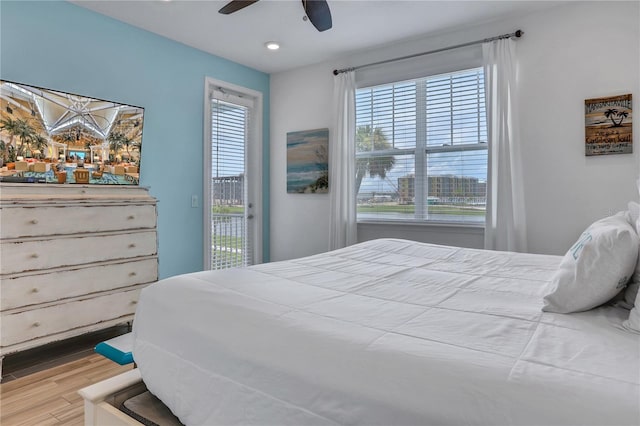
[[132, 239, 640, 425]]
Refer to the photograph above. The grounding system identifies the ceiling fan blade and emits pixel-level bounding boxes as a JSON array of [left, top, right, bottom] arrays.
[[303, 0, 332, 32], [218, 0, 260, 15]]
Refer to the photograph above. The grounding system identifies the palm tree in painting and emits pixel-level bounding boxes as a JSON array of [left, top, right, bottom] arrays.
[[603, 109, 619, 127], [28, 133, 48, 159], [356, 125, 396, 193], [12, 118, 36, 157], [107, 131, 125, 160], [121, 135, 134, 160], [616, 110, 629, 127], [0, 116, 19, 162]]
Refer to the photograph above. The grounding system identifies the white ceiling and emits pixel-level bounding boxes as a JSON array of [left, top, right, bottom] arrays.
[[71, 0, 564, 74]]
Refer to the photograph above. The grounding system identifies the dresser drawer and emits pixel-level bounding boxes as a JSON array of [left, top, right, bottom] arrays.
[[0, 204, 156, 239], [1, 288, 143, 348], [0, 183, 154, 199], [1, 257, 158, 311], [1, 230, 157, 275]]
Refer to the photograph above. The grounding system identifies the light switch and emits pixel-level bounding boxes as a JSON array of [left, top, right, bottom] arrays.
[[191, 195, 199, 208]]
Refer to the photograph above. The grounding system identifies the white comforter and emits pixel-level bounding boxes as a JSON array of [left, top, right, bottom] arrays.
[[133, 239, 640, 425]]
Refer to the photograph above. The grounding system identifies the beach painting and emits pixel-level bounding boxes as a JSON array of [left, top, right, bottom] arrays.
[[585, 94, 632, 156], [287, 128, 329, 193]]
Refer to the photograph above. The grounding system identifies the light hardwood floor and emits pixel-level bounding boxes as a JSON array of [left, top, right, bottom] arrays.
[[0, 354, 132, 425]]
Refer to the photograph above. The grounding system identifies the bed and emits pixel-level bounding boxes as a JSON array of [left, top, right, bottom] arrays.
[[115, 237, 640, 426]]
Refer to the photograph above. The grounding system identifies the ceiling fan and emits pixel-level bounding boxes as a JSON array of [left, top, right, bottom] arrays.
[[218, 0, 332, 32]]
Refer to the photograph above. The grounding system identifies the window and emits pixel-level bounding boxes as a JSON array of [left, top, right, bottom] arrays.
[[355, 67, 487, 224]]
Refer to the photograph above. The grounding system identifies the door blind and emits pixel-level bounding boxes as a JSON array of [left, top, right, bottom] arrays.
[[210, 97, 253, 268]]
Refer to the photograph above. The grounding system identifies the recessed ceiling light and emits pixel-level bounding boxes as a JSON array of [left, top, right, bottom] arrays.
[[265, 42, 280, 51]]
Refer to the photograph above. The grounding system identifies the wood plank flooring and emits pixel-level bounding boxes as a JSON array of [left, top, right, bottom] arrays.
[[0, 353, 132, 425]]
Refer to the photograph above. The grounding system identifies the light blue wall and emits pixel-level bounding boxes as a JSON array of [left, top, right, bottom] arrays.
[[0, 1, 270, 278]]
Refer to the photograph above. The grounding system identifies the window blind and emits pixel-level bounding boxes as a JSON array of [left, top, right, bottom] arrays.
[[355, 67, 487, 223]]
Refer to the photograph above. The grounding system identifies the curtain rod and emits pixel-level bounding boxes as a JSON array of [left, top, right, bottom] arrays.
[[332, 29, 523, 76]]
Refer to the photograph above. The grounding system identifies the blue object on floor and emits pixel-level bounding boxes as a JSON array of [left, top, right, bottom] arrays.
[[95, 332, 134, 365]]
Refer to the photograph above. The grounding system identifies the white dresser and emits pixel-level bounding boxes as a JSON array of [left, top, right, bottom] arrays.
[[0, 183, 158, 379]]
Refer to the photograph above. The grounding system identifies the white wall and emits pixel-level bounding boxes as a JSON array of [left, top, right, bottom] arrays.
[[269, 65, 334, 261], [270, 1, 640, 261], [517, 1, 640, 254]]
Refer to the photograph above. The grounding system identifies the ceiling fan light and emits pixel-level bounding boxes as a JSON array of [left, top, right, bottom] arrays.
[[265, 42, 280, 51]]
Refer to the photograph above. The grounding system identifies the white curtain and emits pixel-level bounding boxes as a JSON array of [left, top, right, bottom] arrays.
[[483, 38, 527, 252], [329, 71, 357, 250]]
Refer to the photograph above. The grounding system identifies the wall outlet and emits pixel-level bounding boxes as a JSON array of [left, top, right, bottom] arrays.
[[191, 195, 198, 208]]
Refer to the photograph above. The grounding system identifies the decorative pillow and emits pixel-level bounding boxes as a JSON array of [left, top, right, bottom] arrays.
[[543, 212, 639, 313]]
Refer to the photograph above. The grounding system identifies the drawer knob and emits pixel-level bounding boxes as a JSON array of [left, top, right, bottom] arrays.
[[30, 253, 39, 259], [33, 322, 40, 327], [127, 215, 135, 220], [130, 300, 138, 305], [31, 288, 39, 293], [129, 272, 137, 277], [30, 219, 39, 225], [128, 243, 136, 249]]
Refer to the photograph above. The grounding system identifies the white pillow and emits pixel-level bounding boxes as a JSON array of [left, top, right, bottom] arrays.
[[621, 201, 640, 331], [623, 201, 640, 309], [626, 201, 640, 230], [623, 290, 640, 333], [543, 212, 639, 313], [624, 281, 640, 307]]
